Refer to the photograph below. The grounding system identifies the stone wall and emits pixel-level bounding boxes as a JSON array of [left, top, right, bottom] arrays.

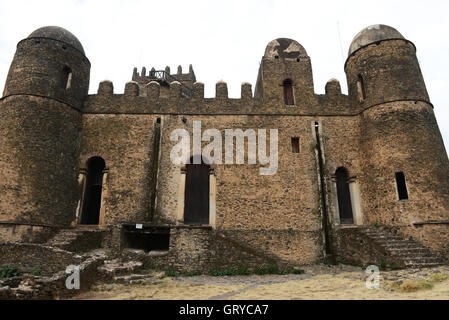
[[0, 224, 56, 244], [0, 96, 82, 227], [118, 226, 291, 273], [78, 113, 159, 225], [0, 243, 82, 276]]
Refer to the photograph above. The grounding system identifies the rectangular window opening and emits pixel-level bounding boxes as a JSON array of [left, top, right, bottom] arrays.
[[395, 172, 409, 200], [123, 227, 170, 252], [291, 137, 300, 154], [62, 66, 72, 90], [357, 74, 366, 102]]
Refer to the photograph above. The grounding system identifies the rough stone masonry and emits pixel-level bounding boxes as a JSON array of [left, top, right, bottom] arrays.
[[0, 24, 448, 273]]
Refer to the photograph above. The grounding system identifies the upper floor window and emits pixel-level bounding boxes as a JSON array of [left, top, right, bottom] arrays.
[[291, 137, 300, 154], [395, 172, 409, 200], [357, 74, 366, 102], [62, 66, 72, 90], [283, 79, 294, 105]]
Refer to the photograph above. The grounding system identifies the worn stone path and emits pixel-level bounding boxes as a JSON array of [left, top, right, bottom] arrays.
[[72, 264, 449, 300]]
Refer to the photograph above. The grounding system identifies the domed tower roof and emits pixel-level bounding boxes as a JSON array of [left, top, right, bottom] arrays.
[[264, 38, 307, 59], [348, 24, 404, 56], [28, 26, 85, 54]]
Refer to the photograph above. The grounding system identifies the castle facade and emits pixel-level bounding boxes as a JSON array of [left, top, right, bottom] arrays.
[[1, 25, 448, 270]]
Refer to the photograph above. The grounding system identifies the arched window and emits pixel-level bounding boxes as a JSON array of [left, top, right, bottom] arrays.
[[357, 74, 366, 102], [184, 157, 210, 225], [81, 157, 105, 225], [62, 66, 72, 90], [283, 79, 294, 105], [335, 167, 354, 224]]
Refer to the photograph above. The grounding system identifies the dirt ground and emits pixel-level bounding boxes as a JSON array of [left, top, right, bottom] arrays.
[[72, 264, 449, 300]]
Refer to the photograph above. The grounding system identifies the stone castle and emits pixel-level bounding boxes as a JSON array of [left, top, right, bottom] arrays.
[[1, 24, 448, 273]]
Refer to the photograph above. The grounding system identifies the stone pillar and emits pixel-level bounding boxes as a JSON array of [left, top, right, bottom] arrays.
[[330, 175, 340, 225], [348, 177, 363, 225], [209, 169, 217, 229], [76, 168, 88, 225], [177, 168, 187, 224], [98, 169, 109, 228]]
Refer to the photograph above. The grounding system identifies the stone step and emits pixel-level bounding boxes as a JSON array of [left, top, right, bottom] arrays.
[[44, 228, 106, 253], [403, 257, 442, 265], [389, 252, 435, 259], [381, 241, 422, 248], [98, 260, 143, 276], [405, 262, 443, 268], [387, 249, 433, 256], [369, 236, 404, 241], [113, 274, 149, 283], [387, 247, 431, 253], [357, 225, 445, 269], [113, 272, 166, 285], [47, 236, 78, 243]]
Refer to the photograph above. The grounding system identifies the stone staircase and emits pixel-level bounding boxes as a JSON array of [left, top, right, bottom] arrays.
[[359, 226, 444, 268], [45, 226, 107, 253]]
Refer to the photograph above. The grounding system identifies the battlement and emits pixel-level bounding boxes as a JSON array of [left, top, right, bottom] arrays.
[[132, 64, 196, 98], [95, 79, 252, 100], [83, 79, 358, 116]]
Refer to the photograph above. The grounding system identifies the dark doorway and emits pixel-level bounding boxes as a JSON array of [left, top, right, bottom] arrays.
[[184, 158, 210, 225], [81, 157, 105, 225], [335, 167, 354, 224]]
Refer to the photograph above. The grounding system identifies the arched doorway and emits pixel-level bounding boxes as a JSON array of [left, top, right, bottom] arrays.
[[335, 167, 354, 224], [81, 157, 105, 225], [184, 158, 210, 225]]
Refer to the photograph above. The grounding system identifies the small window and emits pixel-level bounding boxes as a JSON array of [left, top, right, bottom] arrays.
[[62, 66, 72, 90], [395, 172, 409, 200], [357, 74, 366, 102], [291, 137, 300, 154], [283, 79, 294, 105]]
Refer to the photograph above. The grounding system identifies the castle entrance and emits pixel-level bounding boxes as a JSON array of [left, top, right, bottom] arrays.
[[184, 160, 210, 225], [335, 167, 354, 224], [81, 157, 105, 225]]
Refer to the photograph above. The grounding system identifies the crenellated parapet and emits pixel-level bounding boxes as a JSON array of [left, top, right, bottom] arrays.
[[132, 64, 197, 98], [85, 79, 358, 116]]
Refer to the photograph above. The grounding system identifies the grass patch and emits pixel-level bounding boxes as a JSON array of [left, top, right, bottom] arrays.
[[0, 266, 20, 279], [30, 266, 42, 277], [292, 269, 305, 275], [182, 270, 202, 277], [427, 273, 449, 283], [142, 263, 155, 271], [209, 264, 304, 277], [391, 280, 433, 292], [164, 270, 179, 278], [388, 273, 449, 293]]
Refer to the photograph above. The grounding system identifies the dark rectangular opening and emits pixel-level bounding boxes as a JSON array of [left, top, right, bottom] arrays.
[[291, 137, 300, 154], [123, 228, 170, 252], [395, 172, 409, 200]]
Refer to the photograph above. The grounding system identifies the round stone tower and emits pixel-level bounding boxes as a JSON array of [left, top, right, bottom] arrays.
[[345, 25, 449, 253], [0, 26, 90, 229]]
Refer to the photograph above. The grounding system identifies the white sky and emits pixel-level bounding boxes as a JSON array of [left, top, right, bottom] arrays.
[[0, 0, 448, 149]]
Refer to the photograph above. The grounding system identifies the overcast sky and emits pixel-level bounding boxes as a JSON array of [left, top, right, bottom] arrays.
[[0, 0, 448, 149]]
